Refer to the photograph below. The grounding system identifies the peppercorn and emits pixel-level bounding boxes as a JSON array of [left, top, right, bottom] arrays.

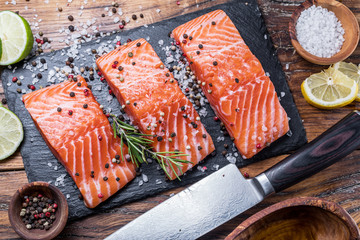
[[196, 50, 200, 55], [128, 52, 133, 57], [68, 15, 74, 21], [40, 58, 46, 64], [132, 62, 136, 65], [31, 61, 37, 67], [68, 110, 73, 115], [132, 14, 137, 20], [43, 37, 49, 43], [101, 13, 105, 17], [75, 172, 79, 176], [157, 136, 163, 142], [211, 21, 216, 25], [1, 98, 7, 105], [213, 61, 218, 66], [198, 44, 203, 49], [183, 33, 188, 39], [189, 36, 193, 40], [112, 8, 117, 13], [140, 13, 144, 18], [103, 176, 108, 181], [198, 146, 202, 150], [116, 177, 120, 181], [105, 163, 109, 168], [136, 42, 141, 47], [57, 107, 62, 112], [235, 78, 239, 83], [68, 25, 75, 32], [37, 73, 42, 79], [222, 150, 227, 156], [69, 92, 75, 97]]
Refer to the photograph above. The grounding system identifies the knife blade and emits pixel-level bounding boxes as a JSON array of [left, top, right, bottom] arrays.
[[106, 110, 360, 240]]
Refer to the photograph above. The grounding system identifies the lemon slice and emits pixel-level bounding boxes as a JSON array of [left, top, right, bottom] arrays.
[[0, 11, 34, 65], [333, 61, 360, 101], [0, 104, 24, 160], [301, 67, 358, 109]]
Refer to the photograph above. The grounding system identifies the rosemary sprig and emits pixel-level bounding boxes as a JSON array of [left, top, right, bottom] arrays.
[[111, 114, 190, 180]]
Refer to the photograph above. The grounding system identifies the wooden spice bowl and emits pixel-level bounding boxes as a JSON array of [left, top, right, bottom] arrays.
[[226, 197, 360, 240], [289, 0, 359, 65], [8, 181, 68, 240]]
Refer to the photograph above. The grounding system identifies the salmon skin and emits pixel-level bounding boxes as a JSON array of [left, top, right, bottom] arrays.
[[172, 10, 289, 159], [23, 76, 136, 208], [96, 39, 215, 180]]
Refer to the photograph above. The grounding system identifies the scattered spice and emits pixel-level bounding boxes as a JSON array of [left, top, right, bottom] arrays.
[[69, 92, 75, 97], [68, 15, 74, 21], [68, 25, 75, 32], [1, 98, 7, 105], [198, 44, 203, 49], [68, 110, 73, 115], [211, 21, 216, 25], [132, 14, 137, 20], [57, 107, 62, 112], [83, 104, 88, 109], [128, 52, 133, 57], [213, 61, 218, 66], [235, 78, 239, 83], [140, 13, 144, 18]]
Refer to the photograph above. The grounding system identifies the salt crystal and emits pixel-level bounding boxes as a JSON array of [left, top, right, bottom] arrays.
[[142, 174, 148, 183], [296, 5, 344, 58], [138, 180, 144, 186], [66, 194, 70, 199], [155, 179, 162, 185]]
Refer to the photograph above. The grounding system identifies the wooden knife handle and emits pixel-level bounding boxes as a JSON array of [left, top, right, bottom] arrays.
[[264, 110, 360, 193]]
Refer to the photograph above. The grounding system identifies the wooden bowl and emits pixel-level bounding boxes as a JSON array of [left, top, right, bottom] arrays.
[[289, 0, 359, 65], [8, 181, 68, 240], [226, 197, 360, 240]]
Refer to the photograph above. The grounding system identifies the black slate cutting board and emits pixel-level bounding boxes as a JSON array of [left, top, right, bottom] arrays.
[[1, 0, 307, 220]]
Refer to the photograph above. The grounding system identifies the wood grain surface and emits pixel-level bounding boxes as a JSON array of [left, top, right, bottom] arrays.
[[0, 0, 360, 239]]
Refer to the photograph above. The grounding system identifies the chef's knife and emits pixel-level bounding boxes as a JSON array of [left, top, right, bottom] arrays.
[[106, 110, 360, 240]]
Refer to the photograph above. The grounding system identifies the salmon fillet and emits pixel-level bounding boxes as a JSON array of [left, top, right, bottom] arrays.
[[172, 10, 289, 159], [96, 39, 215, 180], [23, 76, 136, 208]]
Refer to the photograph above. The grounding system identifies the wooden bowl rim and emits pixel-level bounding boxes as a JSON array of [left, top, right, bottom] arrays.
[[8, 181, 69, 240], [226, 197, 360, 240], [288, 0, 360, 65]]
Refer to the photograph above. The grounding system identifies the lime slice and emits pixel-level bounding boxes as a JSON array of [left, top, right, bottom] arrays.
[[0, 105, 24, 160], [333, 61, 360, 101], [301, 67, 358, 109], [0, 38, 2, 61], [0, 11, 33, 65]]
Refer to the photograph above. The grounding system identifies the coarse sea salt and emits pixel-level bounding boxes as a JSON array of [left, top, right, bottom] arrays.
[[296, 5, 344, 58]]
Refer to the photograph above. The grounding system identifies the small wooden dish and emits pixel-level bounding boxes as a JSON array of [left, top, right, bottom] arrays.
[[226, 197, 360, 240], [289, 0, 359, 65], [8, 181, 68, 240]]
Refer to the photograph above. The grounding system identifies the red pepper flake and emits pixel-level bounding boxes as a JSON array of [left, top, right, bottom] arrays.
[[68, 110, 73, 115], [98, 193, 104, 198], [214, 116, 219, 121], [12, 77, 18, 82], [243, 172, 249, 178], [112, 64, 117, 68], [256, 143, 262, 149], [119, 24, 124, 29], [98, 135, 102, 141], [109, 89, 113, 95]]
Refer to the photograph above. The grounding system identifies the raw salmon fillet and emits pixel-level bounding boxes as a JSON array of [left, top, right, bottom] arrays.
[[172, 10, 289, 159], [23, 76, 136, 208], [96, 39, 215, 180]]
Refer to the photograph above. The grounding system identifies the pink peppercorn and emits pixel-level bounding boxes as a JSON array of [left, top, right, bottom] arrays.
[[98, 135, 102, 141], [230, 123, 234, 126], [256, 143, 262, 149], [116, 41, 121, 45], [34, 214, 38, 219], [176, 41, 180, 45], [185, 88, 189, 93], [243, 172, 249, 178], [45, 212, 51, 218], [53, 203, 58, 209], [214, 116, 219, 121], [40, 40, 44, 44], [35, 38, 41, 43], [112, 64, 117, 68], [98, 193, 104, 198], [68, 110, 73, 115], [30, 85, 36, 90], [12, 77, 18, 82], [109, 90, 113, 95], [119, 25, 124, 29], [176, 1, 180, 5], [38, 194, 43, 198], [182, 39, 187, 44], [97, 71, 102, 76], [127, 39, 132, 43]]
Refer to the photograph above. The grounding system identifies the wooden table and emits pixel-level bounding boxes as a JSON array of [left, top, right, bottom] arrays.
[[0, 0, 360, 239]]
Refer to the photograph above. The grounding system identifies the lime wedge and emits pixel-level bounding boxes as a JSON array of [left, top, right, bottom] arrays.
[[0, 38, 2, 61], [0, 11, 33, 65], [0, 105, 24, 160]]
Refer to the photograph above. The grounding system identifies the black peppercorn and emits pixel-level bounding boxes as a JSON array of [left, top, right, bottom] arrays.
[[68, 15, 74, 21], [68, 25, 75, 32]]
